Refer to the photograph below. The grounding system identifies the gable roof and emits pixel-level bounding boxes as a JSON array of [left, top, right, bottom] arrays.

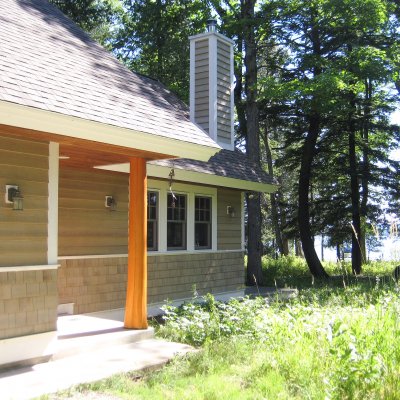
[[0, 0, 220, 160]]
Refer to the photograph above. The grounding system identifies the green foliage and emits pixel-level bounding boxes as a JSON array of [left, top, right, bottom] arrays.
[[49, 0, 123, 48], [159, 294, 268, 346], [59, 272, 400, 399], [262, 255, 400, 288], [114, 0, 211, 101], [259, 0, 400, 266]]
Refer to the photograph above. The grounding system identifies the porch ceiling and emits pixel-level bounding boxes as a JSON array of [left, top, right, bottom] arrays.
[[0, 124, 176, 168]]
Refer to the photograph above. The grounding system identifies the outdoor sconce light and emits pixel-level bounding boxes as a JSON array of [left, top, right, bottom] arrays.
[[227, 205, 235, 217], [5, 185, 24, 211], [105, 195, 117, 211]]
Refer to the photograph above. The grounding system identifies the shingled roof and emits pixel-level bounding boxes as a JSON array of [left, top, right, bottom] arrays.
[[146, 149, 277, 192], [0, 0, 219, 155], [150, 150, 276, 186], [97, 149, 277, 192]]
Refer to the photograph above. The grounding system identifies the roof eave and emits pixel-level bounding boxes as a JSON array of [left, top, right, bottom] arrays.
[[95, 162, 278, 193], [0, 100, 220, 161]]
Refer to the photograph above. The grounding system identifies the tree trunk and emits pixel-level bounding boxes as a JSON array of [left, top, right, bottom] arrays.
[[243, 0, 263, 285], [349, 119, 362, 275], [360, 78, 372, 262], [246, 193, 263, 285], [298, 109, 329, 278], [321, 234, 324, 262], [234, 33, 247, 140], [295, 239, 304, 257], [262, 129, 284, 255], [279, 183, 290, 256], [298, 13, 328, 279], [282, 238, 289, 256], [336, 244, 341, 261]]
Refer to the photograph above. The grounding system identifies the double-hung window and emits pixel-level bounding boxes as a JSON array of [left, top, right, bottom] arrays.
[[167, 193, 187, 250], [195, 196, 212, 249], [147, 191, 158, 251]]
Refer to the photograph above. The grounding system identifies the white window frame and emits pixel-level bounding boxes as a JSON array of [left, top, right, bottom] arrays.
[[194, 195, 213, 250], [167, 192, 188, 251], [147, 190, 159, 252], [148, 180, 217, 253]]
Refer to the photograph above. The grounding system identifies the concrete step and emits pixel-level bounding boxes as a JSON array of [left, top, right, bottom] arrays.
[[54, 327, 154, 361], [54, 312, 154, 360]]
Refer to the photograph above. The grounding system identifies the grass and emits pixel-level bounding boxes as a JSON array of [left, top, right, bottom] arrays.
[[262, 255, 399, 288], [43, 257, 400, 400]]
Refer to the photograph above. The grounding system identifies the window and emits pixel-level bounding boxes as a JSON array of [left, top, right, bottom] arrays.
[[195, 196, 212, 249], [167, 193, 187, 250], [147, 191, 158, 251]]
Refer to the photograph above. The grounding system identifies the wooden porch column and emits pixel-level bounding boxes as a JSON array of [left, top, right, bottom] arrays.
[[124, 157, 148, 329]]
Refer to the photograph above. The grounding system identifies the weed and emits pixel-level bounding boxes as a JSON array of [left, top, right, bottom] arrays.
[[51, 258, 400, 400]]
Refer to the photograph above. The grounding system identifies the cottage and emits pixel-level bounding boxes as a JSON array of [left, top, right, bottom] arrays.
[[0, 0, 276, 367]]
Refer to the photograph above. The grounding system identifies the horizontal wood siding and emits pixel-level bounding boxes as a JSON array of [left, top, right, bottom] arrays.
[[217, 188, 242, 250], [194, 39, 209, 133], [216, 39, 232, 144], [0, 135, 48, 267], [58, 168, 129, 256]]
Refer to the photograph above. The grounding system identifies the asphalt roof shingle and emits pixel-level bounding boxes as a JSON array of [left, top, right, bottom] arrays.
[[0, 0, 219, 150], [150, 149, 277, 187]]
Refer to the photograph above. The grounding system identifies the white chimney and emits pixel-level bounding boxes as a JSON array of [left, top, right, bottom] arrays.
[[189, 20, 235, 150]]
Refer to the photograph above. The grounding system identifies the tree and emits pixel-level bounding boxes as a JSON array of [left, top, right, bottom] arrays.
[[258, 0, 399, 276], [49, 0, 122, 48], [114, 0, 211, 101]]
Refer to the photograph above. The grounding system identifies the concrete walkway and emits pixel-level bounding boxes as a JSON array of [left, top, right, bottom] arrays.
[[0, 339, 192, 400]]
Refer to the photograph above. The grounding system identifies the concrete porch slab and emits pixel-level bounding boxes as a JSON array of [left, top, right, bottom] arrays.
[[0, 339, 193, 400], [55, 310, 154, 360]]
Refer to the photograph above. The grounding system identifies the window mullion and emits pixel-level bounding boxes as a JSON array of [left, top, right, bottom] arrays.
[[159, 189, 167, 252], [187, 192, 195, 252]]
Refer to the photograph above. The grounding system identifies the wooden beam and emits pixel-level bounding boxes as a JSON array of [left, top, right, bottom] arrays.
[[124, 158, 148, 329], [0, 124, 175, 162]]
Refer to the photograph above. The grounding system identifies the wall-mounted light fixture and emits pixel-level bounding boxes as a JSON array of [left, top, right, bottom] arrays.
[[5, 185, 24, 211], [105, 195, 116, 211], [227, 205, 235, 217]]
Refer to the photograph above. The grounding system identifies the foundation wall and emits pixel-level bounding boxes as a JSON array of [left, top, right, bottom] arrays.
[[0, 269, 58, 340], [148, 251, 244, 303], [58, 256, 127, 315], [58, 251, 244, 314]]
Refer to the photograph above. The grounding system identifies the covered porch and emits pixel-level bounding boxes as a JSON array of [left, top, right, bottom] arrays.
[[0, 121, 217, 368]]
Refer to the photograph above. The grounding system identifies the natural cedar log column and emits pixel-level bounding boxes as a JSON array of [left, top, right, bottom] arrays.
[[124, 158, 148, 329]]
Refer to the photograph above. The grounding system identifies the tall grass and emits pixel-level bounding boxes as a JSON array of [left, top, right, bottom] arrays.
[[50, 258, 400, 400], [154, 280, 400, 399], [262, 255, 399, 288]]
